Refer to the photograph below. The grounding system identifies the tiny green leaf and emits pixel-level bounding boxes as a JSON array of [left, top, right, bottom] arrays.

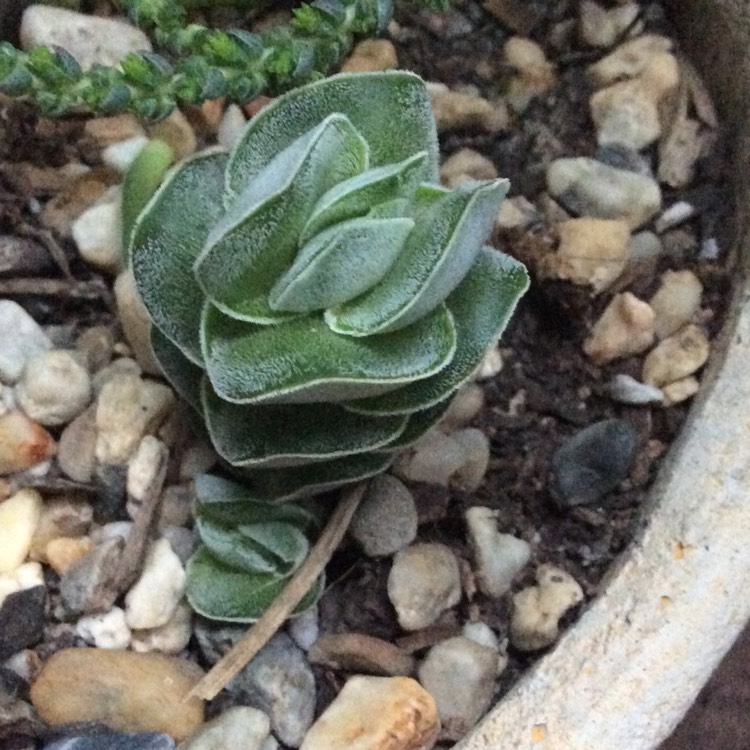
[[195, 114, 369, 322], [327, 179, 509, 335], [269, 217, 414, 313]]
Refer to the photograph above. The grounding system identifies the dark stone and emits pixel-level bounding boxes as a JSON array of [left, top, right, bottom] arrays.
[[551, 419, 639, 508], [93, 464, 128, 524], [59, 537, 123, 615], [42, 732, 175, 750], [0, 586, 45, 661], [596, 144, 652, 176]]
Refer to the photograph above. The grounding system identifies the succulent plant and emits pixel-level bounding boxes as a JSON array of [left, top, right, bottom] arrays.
[[129, 70, 528, 620]]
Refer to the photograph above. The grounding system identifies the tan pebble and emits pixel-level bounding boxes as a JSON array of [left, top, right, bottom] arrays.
[[429, 87, 508, 133], [29, 497, 93, 562], [300, 675, 439, 750], [658, 110, 705, 188], [642, 324, 710, 386], [440, 148, 497, 188], [578, 1, 641, 48], [57, 406, 97, 483], [114, 269, 162, 376], [662, 376, 700, 406], [0, 489, 44, 573], [309, 633, 415, 676], [40, 168, 120, 238], [341, 39, 398, 72], [45, 536, 96, 575], [583, 292, 655, 365], [587, 34, 674, 87], [84, 115, 145, 147], [510, 565, 584, 651], [147, 109, 196, 162], [590, 53, 680, 150], [649, 269, 703, 339], [30, 648, 204, 740], [504, 36, 557, 112], [0, 411, 56, 476], [95, 374, 174, 465], [553, 218, 631, 293]]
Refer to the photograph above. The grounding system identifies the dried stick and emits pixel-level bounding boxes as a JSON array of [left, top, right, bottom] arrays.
[[186, 482, 366, 701]]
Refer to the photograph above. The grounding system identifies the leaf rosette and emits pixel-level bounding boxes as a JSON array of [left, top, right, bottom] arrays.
[[130, 70, 528, 620]]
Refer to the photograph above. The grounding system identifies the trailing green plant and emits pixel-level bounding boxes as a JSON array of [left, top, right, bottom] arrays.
[[0, 0, 450, 118], [129, 70, 528, 621]]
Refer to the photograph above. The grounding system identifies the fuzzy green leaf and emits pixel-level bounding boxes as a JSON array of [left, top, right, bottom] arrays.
[[227, 71, 438, 197], [196, 516, 297, 575], [299, 151, 427, 243], [201, 379, 408, 467], [326, 179, 508, 335], [186, 545, 324, 623], [131, 150, 227, 364], [347, 246, 529, 414], [234, 451, 393, 503], [197, 507, 310, 573], [269, 217, 414, 313], [150, 327, 204, 411], [195, 114, 368, 322], [201, 302, 457, 404]]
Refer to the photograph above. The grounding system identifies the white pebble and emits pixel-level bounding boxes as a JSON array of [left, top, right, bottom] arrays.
[[126, 436, 167, 506], [179, 706, 271, 750], [0, 301, 51, 384], [76, 606, 131, 649], [465, 507, 531, 597], [217, 104, 248, 150], [0, 489, 43, 574], [16, 349, 92, 426], [462, 621, 500, 651], [72, 196, 124, 275], [102, 135, 149, 173], [21, 6, 152, 70], [387, 543, 462, 631], [95, 373, 174, 465], [125, 538, 186, 629], [655, 201, 696, 233], [418, 635, 500, 741], [606, 374, 664, 405], [0, 561, 44, 608], [130, 601, 192, 654], [474, 347, 504, 380]]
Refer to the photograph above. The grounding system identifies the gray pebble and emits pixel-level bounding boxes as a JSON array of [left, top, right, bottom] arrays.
[[350, 474, 418, 557], [195, 625, 315, 747], [551, 419, 639, 507], [0, 585, 45, 660], [43, 733, 175, 750], [231, 633, 315, 748]]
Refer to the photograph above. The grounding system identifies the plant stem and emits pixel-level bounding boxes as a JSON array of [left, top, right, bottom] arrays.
[[0, 0, 392, 118]]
